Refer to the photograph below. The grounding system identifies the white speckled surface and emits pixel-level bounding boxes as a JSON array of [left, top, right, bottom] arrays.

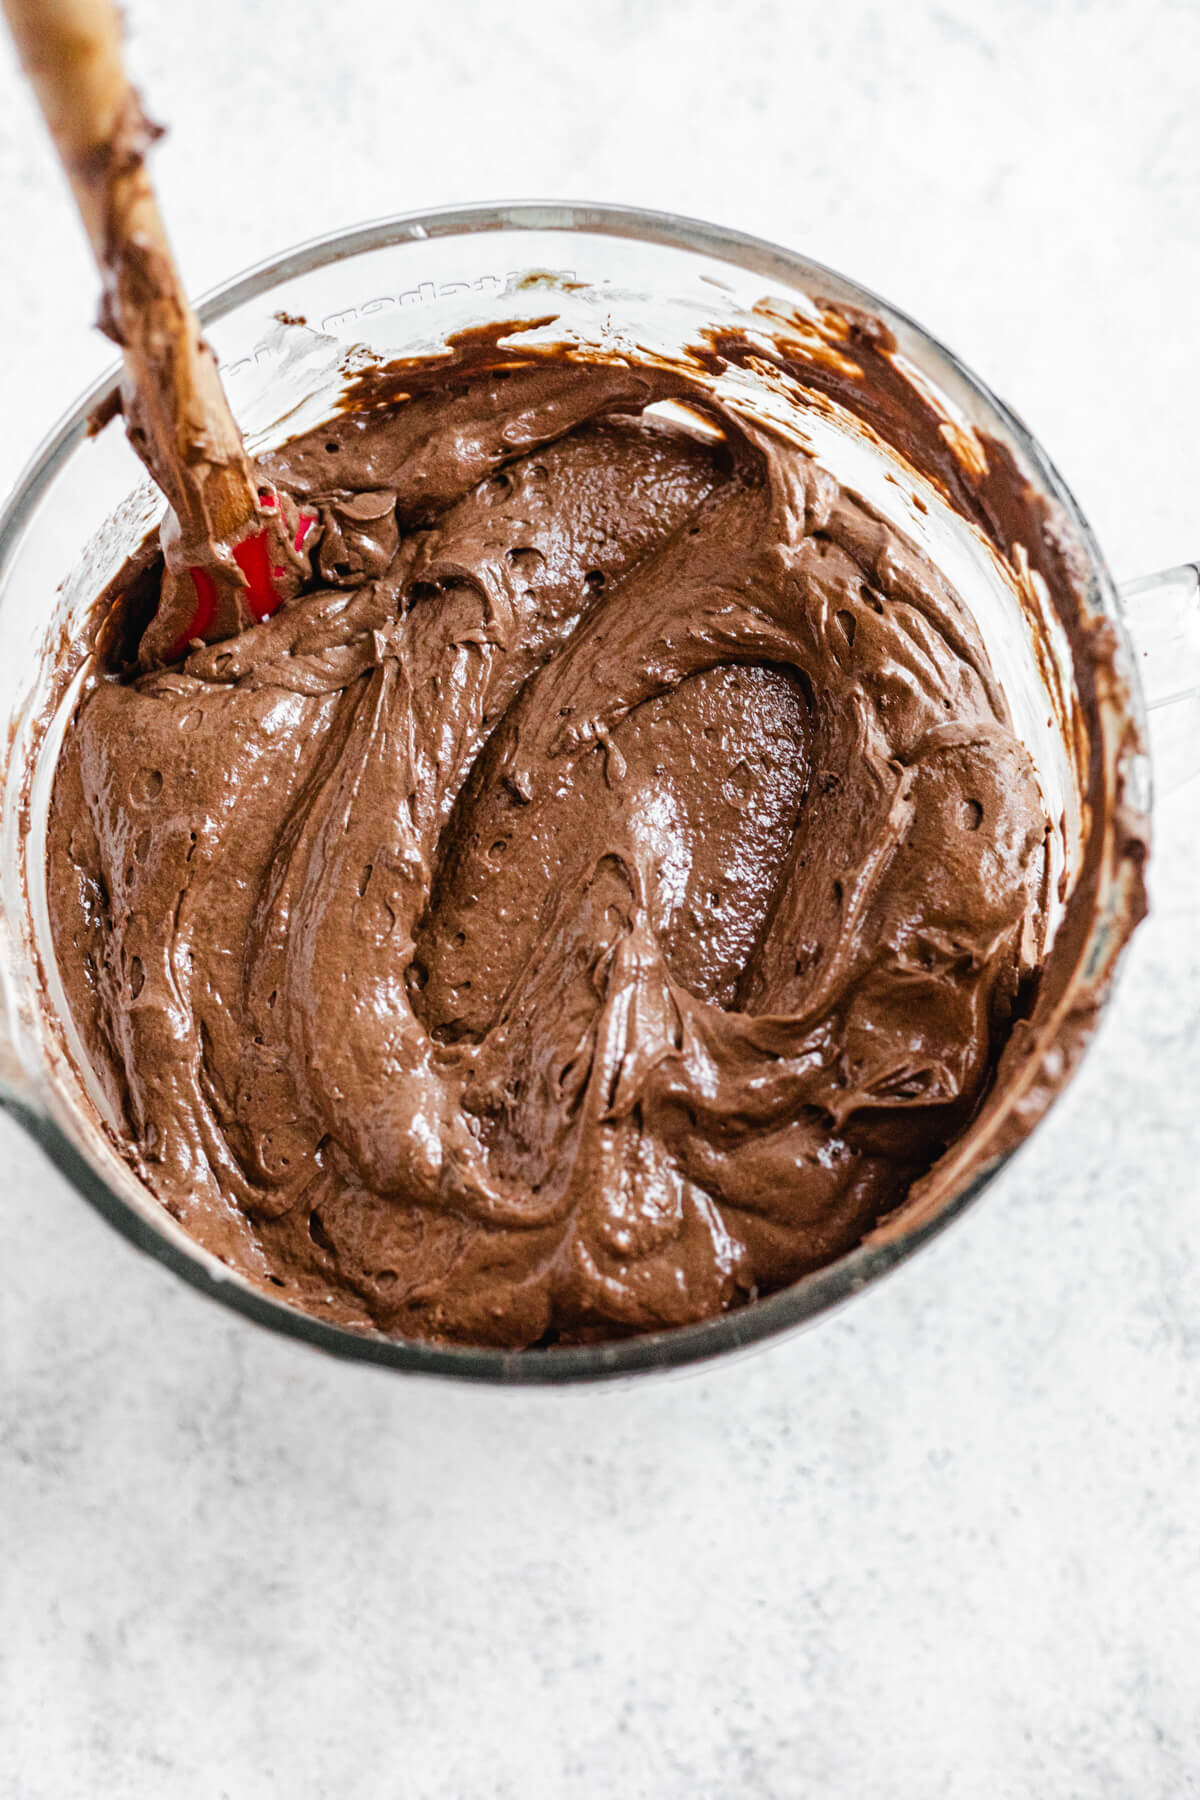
[[1, 3, 1198, 1794]]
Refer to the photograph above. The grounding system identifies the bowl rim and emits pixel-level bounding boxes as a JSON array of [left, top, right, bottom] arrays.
[[0, 198, 1140, 1384]]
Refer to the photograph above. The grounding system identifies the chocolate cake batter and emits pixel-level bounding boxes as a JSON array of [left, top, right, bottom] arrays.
[[47, 346, 1051, 1347]]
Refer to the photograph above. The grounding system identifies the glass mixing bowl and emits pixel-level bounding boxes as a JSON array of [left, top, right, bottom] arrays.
[[0, 202, 1195, 1383]]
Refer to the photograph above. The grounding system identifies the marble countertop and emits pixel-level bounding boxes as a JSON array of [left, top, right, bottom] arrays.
[[1, 2, 1197, 1794]]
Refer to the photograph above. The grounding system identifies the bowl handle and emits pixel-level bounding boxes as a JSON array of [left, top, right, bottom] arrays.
[[1120, 564, 1200, 795]]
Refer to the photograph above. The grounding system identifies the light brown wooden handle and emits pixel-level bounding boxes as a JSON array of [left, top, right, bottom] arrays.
[[2, 0, 140, 259], [2, 0, 260, 574]]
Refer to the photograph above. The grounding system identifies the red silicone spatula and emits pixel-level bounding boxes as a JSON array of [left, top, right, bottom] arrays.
[[2, 0, 316, 664]]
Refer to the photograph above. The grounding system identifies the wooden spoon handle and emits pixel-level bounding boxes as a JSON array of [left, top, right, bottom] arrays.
[[2, 0, 260, 559]]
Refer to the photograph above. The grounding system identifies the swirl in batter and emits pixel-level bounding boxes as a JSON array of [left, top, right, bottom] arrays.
[[48, 348, 1050, 1345]]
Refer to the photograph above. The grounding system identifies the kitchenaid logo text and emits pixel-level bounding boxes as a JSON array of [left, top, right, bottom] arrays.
[[221, 270, 577, 378]]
